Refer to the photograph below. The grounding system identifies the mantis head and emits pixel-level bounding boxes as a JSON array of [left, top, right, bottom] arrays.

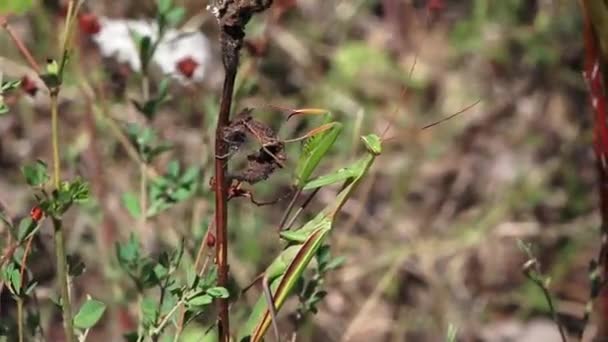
[[361, 134, 382, 155]]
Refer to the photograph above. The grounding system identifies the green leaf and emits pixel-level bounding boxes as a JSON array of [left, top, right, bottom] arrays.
[[139, 259, 161, 288], [116, 234, 141, 266], [0, 0, 34, 15], [181, 167, 200, 184], [132, 78, 172, 119], [324, 256, 346, 271], [187, 294, 213, 307], [0, 102, 9, 115], [73, 299, 106, 329], [294, 121, 342, 188], [206, 287, 229, 299], [141, 297, 158, 326], [17, 217, 37, 242], [154, 263, 168, 280], [167, 160, 180, 178], [8, 264, 21, 294], [315, 245, 331, 267], [22, 160, 49, 186], [1, 79, 21, 92], [158, 251, 170, 268], [65, 179, 90, 203], [122, 192, 141, 219], [157, 78, 170, 101]]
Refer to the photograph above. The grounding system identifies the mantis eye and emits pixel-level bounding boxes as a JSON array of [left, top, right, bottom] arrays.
[[361, 134, 382, 155]]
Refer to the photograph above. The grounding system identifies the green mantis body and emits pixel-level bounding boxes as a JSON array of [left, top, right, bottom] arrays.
[[238, 134, 382, 342]]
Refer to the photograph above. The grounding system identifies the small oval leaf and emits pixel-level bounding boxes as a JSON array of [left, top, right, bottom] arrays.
[[73, 299, 106, 329], [206, 286, 229, 299], [187, 294, 213, 306]]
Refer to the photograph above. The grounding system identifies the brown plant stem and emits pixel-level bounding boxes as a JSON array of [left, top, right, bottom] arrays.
[[210, 2, 273, 340], [0, 16, 41, 72], [215, 54, 237, 342]]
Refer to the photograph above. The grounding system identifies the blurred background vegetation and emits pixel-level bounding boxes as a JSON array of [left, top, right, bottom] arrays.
[[0, 0, 598, 341]]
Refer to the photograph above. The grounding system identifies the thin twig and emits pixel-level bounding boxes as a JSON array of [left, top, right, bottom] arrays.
[[0, 16, 40, 72], [522, 260, 568, 342], [175, 222, 213, 338], [151, 300, 184, 336], [139, 162, 148, 238], [19, 236, 34, 282]]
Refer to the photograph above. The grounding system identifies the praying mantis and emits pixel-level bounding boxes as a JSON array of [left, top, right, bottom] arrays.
[[235, 97, 479, 340], [237, 133, 383, 342]]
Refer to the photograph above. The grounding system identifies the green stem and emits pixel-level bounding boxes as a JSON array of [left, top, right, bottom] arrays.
[[151, 299, 184, 337], [54, 218, 74, 342], [47, 1, 81, 341], [141, 75, 150, 103], [151, 283, 168, 342], [140, 162, 148, 235], [136, 294, 145, 342], [51, 91, 74, 342], [17, 297, 24, 342], [51, 94, 61, 187]]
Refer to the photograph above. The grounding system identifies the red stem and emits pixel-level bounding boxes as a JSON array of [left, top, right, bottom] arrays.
[[581, 3, 608, 337]]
